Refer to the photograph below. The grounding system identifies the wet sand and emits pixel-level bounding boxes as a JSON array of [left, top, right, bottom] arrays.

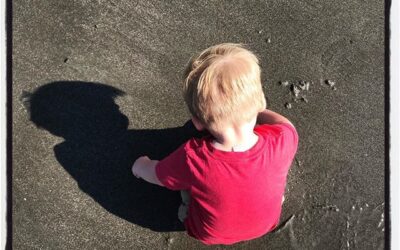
[[12, 1, 384, 249]]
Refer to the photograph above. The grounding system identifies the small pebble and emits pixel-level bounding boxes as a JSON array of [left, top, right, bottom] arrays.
[[258, 30, 263, 34], [266, 38, 271, 43], [325, 80, 335, 87], [297, 80, 310, 91], [301, 96, 309, 103], [298, 81, 307, 90], [352, 205, 355, 210], [167, 237, 174, 244], [94, 24, 98, 29], [23, 198, 26, 201], [285, 102, 292, 109], [280, 81, 289, 86], [332, 86, 337, 91], [305, 82, 310, 91], [291, 84, 300, 97], [63, 58, 69, 63]]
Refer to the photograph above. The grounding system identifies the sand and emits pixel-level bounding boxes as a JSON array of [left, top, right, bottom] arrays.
[[12, 0, 384, 249]]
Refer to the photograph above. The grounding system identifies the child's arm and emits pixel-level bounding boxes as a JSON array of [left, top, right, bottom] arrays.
[[132, 156, 164, 186], [257, 109, 293, 126]]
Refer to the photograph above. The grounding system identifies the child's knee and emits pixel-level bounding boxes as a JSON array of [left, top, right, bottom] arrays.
[[180, 190, 191, 205], [178, 204, 189, 222]]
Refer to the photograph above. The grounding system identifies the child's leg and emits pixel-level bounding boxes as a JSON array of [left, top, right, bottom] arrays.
[[178, 190, 191, 222], [181, 190, 190, 205]]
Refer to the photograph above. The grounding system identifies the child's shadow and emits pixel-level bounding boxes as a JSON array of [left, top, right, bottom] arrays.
[[24, 81, 207, 232]]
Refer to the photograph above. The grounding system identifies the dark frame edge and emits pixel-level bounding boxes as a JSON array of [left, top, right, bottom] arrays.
[[384, 0, 391, 249], [6, 0, 12, 248]]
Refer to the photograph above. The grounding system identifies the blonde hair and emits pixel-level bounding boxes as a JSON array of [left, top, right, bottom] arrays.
[[183, 43, 266, 131]]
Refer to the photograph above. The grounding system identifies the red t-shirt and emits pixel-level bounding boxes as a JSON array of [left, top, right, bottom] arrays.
[[155, 123, 298, 245]]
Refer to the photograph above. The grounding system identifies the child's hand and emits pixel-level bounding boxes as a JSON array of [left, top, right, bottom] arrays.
[[131, 156, 163, 186], [132, 156, 150, 178]]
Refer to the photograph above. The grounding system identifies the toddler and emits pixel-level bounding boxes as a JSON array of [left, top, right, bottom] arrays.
[[132, 43, 298, 245]]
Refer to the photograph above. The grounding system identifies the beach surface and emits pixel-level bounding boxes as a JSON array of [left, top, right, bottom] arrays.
[[13, 1, 384, 249]]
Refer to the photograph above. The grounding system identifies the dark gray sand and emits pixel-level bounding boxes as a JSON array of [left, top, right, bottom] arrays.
[[13, 1, 384, 249]]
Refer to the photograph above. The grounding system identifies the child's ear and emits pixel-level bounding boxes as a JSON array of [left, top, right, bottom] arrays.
[[192, 117, 205, 131]]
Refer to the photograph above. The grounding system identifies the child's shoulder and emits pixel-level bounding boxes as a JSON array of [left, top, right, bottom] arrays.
[[255, 123, 297, 138], [183, 136, 210, 152]]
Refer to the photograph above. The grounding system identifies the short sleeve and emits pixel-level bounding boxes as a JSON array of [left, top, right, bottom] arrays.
[[155, 143, 192, 190], [255, 123, 299, 174]]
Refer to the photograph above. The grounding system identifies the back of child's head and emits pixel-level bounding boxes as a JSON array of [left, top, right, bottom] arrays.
[[183, 43, 266, 132]]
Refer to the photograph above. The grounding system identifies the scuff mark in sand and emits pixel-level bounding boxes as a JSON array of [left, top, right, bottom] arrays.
[[279, 78, 337, 108], [288, 216, 300, 250], [271, 214, 301, 249], [279, 80, 313, 108], [342, 202, 385, 249], [273, 214, 295, 233], [312, 204, 340, 212]]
